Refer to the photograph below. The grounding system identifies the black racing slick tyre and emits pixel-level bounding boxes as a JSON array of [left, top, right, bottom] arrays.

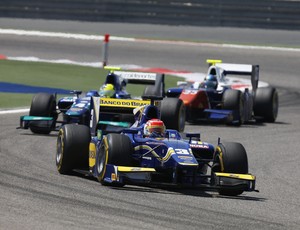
[[29, 93, 57, 134], [212, 142, 248, 196], [56, 124, 90, 174], [254, 87, 278, 122], [160, 98, 185, 132], [222, 90, 244, 126], [96, 134, 134, 186]]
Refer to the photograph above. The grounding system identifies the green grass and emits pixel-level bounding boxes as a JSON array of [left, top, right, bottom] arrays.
[[0, 60, 183, 109]]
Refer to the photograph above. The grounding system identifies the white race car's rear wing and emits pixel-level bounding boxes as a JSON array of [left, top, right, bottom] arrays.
[[218, 63, 259, 93], [207, 60, 259, 92]]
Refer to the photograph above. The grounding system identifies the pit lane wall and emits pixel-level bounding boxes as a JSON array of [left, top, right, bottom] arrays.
[[0, 0, 299, 30]]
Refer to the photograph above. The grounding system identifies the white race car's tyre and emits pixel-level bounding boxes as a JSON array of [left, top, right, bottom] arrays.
[[161, 98, 185, 132], [254, 87, 278, 122], [222, 90, 244, 126]]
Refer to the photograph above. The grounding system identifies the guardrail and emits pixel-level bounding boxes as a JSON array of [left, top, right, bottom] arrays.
[[0, 0, 299, 30]]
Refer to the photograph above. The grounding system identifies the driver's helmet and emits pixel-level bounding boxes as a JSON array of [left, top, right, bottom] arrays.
[[98, 83, 115, 97], [143, 119, 166, 138], [200, 74, 218, 89]]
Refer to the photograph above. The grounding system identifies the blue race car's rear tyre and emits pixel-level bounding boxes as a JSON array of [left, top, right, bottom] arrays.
[[56, 124, 90, 174], [161, 98, 186, 132], [96, 134, 134, 186], [29, 93, 57, 134], [213, 142, 248, 196], [254, 87, 278, 122], [222, 90, 244, 126]]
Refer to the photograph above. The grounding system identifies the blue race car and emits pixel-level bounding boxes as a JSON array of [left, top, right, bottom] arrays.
[[167, 60, 278, 125], [56, 96, 257, 196], [19, 70, 185, 133]]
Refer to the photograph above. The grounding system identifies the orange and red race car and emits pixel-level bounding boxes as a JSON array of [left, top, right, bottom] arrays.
[[167, 60, 278, 125]]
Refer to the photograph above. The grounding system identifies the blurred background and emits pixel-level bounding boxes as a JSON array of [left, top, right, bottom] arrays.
[[1, 0, 299, 30]]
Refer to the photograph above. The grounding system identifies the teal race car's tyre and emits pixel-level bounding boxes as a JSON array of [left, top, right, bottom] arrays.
[[56, 124, 90, 174], [29, 93, 57, 134]]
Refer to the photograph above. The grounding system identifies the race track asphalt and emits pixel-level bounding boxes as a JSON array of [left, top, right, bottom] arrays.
[[0, 18, 300, 230]]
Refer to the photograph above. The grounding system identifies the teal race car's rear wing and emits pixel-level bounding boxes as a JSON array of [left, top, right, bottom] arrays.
[[113, 71, 165, 98]]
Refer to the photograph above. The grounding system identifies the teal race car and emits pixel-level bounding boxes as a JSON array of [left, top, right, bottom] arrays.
[[18, 70, 186, 134]]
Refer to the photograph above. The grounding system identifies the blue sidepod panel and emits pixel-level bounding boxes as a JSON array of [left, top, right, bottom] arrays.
[[133, 138, 198, 169]]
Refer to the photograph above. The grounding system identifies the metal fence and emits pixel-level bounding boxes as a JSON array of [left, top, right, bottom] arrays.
[[0, 0, 300, 30]]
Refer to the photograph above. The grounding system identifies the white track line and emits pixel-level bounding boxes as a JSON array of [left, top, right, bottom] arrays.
[[0, 28, 135, 41], [8, 56, 104, 67], [0, 108, 29, 115], [1, 28, 300, 52], [6, 56, 203, 80]]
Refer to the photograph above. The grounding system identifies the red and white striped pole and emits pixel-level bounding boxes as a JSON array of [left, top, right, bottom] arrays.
[[102, 34, 110, 67]]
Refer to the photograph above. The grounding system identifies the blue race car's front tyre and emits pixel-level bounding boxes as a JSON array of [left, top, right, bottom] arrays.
[[96, 134, 134, 186], [212, 142, 248, 196], [56, 124, 90, 174]]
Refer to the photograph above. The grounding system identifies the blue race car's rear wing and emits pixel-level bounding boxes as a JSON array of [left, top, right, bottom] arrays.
[[96, 97, 151, 114], [90, 97, 152, 135]]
